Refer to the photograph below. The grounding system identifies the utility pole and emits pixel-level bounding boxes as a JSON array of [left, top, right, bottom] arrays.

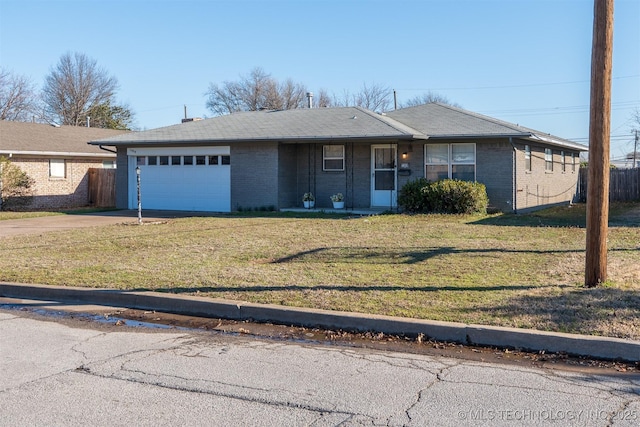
[[585, 0, 614, 287], [634, 130, 638, 168]]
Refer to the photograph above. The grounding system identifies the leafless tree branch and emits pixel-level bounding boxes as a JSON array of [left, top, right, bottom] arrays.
[[400, 91, 462, 108], [205, 67, 308, 115], [41, 52, 119, 126], [0, 68, 38, 121]]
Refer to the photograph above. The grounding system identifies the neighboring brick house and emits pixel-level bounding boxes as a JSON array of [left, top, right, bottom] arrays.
[[0, 121, 127, 209], [90, 103, 588, 213]]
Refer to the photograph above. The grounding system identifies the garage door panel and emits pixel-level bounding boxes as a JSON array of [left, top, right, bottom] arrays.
[[129, 150, 231, 212]]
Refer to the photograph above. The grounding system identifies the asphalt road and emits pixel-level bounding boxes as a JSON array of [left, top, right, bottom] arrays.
[[1, 307, 639, 426]]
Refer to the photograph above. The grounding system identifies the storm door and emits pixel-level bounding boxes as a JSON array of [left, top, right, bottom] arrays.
[[371, 145, 397, 207]]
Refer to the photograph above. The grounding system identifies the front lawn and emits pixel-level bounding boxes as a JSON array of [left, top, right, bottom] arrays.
[[1, 204, 638, 339]]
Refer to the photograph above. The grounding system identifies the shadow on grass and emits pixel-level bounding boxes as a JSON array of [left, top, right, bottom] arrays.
[[472, 214, 586, 228], [154, 283, 552, 294], [272, 246, 585, 265], [473, 286, 640, 338], [473, 202, 640, 228]]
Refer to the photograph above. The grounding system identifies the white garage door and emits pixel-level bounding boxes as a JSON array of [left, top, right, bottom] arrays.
[[127, 147, 230, 212]]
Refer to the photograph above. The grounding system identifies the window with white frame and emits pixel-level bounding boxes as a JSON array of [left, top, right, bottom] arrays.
[[561, 151, 566, 172], [571, 153, 576, 172], [524, 145, 531, 171], [425, 144, 449, 181], [102, 160, 116, 169], [425, 143, 475, 181], [545, 148, 553, 172], [323, 145, 344, 171], [451, 143, 475, 181], [49, 159, 66, 178]]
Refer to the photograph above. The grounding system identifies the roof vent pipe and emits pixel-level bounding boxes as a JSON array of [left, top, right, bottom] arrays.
[[306, 92, 313, 108]]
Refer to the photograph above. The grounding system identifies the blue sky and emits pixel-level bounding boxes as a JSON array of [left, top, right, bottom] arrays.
[[1, 0, 638, 159]]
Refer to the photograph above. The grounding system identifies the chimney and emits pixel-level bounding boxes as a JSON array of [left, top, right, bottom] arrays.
[[306, 92, 313, 108]]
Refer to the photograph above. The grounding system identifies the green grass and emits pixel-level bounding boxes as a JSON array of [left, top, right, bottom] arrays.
[[1, 203, 639, 339]]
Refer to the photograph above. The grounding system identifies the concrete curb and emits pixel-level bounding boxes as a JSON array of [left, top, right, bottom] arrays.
[[1, 282, 639, 362]]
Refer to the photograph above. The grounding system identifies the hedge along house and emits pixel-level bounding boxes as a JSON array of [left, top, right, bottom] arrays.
[[0, 121, 127, 210], [89, 103, 587, 213]]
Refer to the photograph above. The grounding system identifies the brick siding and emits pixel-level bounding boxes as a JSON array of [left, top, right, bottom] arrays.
[[231, 141, 279, 210], [8, 156, 107, 210], [115, 148, 129, 209], [292, 142, 371, 209], [112, 139, 582, 213], [476, 140, 514, 212], [512, 141, 580, 213]]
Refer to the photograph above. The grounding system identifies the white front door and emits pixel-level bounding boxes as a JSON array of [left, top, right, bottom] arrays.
[[371, 145, 397, 207]]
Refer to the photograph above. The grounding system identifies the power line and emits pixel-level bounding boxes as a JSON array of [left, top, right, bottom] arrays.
[[571, 134, 637, 141], [480, 100, 638, 118], [396, 74, 639, 92]]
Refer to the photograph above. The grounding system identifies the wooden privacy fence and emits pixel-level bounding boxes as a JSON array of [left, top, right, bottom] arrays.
[[88, 168, 116, 207], [577, 168, 640, 202]]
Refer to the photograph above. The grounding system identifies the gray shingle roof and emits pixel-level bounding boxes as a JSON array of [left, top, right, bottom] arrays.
[[91, 107, 426, 146], [88, 103, 587, 152], [385, 103, 588, 151], [1, 121, 127, 156]]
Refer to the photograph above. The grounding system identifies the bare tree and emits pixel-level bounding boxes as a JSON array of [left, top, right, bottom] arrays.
[[205, 67, 308, 115], [355, 83, 393, 112], [41, 52, 119, 126], [631, 107, 640, 133], [0, 68, 38, 121], [279, 78, 307, 110], [400, 91, 462, 108], [331, 89, 355, 108], [315, 88, 332, 108], [205, 80, 244, 116], [330, 83, 393, 112]]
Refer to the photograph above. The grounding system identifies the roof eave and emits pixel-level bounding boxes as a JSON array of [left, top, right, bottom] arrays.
[[90, 134, 428, 146], [525, 134, 589, 151], [425, 133, 531, 140], [424, 133, 588, 151], [0, 150, 115, 158]]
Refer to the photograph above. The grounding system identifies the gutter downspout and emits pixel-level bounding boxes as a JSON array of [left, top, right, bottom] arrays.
[[98, 145, 117, 154], [508, 137, 517, 214]]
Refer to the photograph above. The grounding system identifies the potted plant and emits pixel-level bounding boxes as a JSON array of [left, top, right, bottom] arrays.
[[303, 192, 315, 209], [330, 193, 344, 209]]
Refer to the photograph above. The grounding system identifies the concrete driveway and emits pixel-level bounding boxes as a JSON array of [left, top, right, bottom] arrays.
[[0, 210, 209, 238]]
